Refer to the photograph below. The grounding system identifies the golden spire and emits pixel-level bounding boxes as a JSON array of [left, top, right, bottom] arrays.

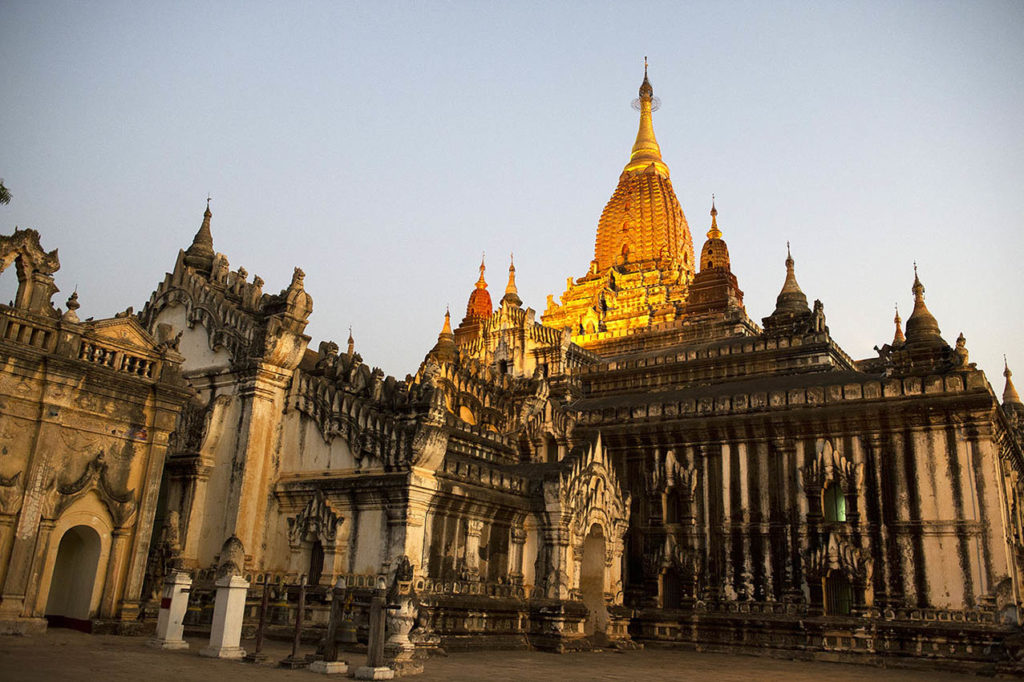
[[502, 253, 522, 307], [707, 194, 721, 240], [476, 253, 487, 289], [441, 307, 452, 335], [347, 326, 355, 356], [428, 307, 457, 363], [1005, 356, 1022, 405], [893, 304, 905, 345], [624, 58, 669, 176]]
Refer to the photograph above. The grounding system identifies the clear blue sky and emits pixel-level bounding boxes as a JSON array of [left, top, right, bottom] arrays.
[[2, 1, 1022, 389]]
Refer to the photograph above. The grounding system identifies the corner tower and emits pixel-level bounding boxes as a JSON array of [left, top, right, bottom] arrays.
[[543, 63, 695, 345]]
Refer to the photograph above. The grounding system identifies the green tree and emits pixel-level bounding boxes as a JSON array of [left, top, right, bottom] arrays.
[[0, 180, 10, 205]]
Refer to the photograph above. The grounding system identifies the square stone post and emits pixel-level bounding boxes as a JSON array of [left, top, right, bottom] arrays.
[[200, 575, 249, 659], [147, 572, 191, 650]]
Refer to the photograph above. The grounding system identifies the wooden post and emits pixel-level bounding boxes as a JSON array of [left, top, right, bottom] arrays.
[[244, 578, 270, 663], [279, 577, 308, 669], [310, 578, 350, 674], [322, 582, 343, 662], [367, 589, 386, 668]]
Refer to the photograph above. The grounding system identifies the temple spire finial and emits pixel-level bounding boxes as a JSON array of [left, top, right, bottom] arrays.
[[502, 252, 522, 307], [707, 195, 721, 240], [893, 303, 906, 345], [625, 59, 667, 175], [772, 242, 808, 314], [183, 197, 215, 272], [476, 252, 487, 288], [904, 264, 944, 346], [1005, 355, 1023, 405]]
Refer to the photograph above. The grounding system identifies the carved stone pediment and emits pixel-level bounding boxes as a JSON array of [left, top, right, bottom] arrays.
[[89, 316, 159, 350], [799, 439, 862, 495], [287, 490, 343, 548], [552, 433, 630, 543], [805, 534, 873, 582], [56, 452, 137, 526]]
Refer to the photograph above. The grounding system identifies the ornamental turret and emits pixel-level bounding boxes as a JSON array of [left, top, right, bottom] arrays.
[[183, 198, 215, 273], [1005, 357, 1022, 406], [428, 308, 457, 363], [892, 304, 906, 346], [904, 265, 945, 348], [684, 198, 745, 319], [501, 255, 522, 308], [463, 256, 492, 322], [772, 243, 809, 315]]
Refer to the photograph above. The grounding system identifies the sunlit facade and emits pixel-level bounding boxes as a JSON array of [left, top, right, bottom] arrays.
[[2, 70, 1023, 670]]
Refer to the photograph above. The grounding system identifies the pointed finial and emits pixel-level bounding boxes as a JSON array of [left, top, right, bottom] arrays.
[[62, 290, 81, 323], [707, 195, 721, 240], [441, 307, 453, 335], [503, 252, 522, 307], [772, 241, 808, 314], [627, 57, 664, 174], [184, 196, 216, 270], [476, 252, 487, 288], [904, 263, 943, 345], [912, 263, 925, 300], [1004, 355, 1023, 405], [893, 303, 906, 345]]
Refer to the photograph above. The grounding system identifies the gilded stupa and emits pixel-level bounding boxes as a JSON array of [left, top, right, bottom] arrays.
[[542, 62, 695, 345]]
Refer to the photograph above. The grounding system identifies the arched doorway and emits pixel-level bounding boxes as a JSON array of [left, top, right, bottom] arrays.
[[45, 525, 102, 630], [579, 523, 608, 641]]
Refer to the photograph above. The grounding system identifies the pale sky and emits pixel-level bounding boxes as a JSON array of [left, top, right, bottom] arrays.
[[2, 1, 1022, 390]]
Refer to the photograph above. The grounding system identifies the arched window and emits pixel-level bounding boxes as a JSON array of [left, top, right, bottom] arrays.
[[823, 482, 846, 523]]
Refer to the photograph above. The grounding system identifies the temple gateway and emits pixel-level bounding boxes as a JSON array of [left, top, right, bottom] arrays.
[[1, 69, 1023, 670]]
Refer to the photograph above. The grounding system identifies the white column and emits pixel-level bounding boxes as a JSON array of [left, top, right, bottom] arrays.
[[147, 572, 192, 650], [200, 575, 249, 659]]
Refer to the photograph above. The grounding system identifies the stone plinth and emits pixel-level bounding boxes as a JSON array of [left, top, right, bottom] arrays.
[[310, 660, 349, 674], [147, 572, 191, 650], [199, 575, 249, 659], [354, 666, 395, 680]]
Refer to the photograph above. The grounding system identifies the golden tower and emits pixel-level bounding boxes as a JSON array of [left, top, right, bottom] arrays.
[[542, 63, 695, 346]]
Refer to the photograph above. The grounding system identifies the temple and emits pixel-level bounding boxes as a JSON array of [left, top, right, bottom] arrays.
[[1, 68, 1023, 671]]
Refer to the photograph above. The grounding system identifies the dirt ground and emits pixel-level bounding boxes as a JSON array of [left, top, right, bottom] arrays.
[[0, 629, 994, 681]]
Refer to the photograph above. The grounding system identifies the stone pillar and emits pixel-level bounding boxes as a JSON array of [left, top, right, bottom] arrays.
[[99, 528, 131, 619], [508, 526, 526, 584], [221, 366, 293, 563], [180, 464, 214, 564], [777, 439, 803, 604], [721, 442, 735, 600], [148, 572, 192, 650], [17, 518, 57, 622], [464, 519, 484, 580], [200, 575, 249, 660]]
